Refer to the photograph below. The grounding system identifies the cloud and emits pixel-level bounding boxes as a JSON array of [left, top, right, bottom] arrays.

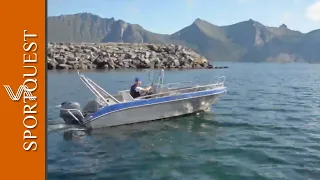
[[305, 1, 320, 21]]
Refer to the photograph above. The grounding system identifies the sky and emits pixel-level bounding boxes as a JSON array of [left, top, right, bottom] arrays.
[[48, 0, 320, 34]]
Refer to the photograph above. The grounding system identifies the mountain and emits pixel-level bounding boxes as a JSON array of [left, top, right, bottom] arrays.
[[48, 13, 320, 63], [295, 30, 320, 63], [48, 13, 169, 43], [170, 18, 246, 62]]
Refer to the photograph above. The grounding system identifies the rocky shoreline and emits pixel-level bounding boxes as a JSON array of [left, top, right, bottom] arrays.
[[47, 43, 216, 70]]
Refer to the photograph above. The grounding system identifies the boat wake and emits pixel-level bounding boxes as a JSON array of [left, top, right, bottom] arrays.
[[47, 119, 86, 133]]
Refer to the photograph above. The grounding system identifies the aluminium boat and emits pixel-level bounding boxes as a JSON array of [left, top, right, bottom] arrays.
[[56, 69, 227, 129]]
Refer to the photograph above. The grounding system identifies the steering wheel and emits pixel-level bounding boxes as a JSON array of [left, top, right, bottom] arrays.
[[146, 83, 154, 94]]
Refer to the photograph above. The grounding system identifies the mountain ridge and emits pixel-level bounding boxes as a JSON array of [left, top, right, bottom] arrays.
[[48, 12, 320, 63]]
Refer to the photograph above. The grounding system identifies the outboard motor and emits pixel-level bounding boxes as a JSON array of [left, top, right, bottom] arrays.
[[59, 101, 84, 125], [82, 100, 102, 115]]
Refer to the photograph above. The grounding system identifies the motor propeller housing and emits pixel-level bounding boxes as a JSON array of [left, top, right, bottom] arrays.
[[59, 101, 83, 125]]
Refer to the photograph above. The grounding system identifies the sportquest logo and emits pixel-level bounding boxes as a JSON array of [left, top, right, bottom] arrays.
[[3, 85, 36, 101], [2, 30, 40, 151]]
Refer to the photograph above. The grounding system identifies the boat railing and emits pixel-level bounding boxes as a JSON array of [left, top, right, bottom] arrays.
[[161, 76, 225, 89], [162, 81, 193, 89], [136, 76, 226, 100], [215, 76, 226, 85], [77, 71, 120, 106]]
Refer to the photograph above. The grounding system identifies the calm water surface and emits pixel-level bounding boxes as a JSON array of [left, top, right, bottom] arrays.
[[47, 63, 320, 180]]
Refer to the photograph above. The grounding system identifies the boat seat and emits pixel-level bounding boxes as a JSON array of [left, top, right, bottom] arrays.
[[121, 92, 134, 102]]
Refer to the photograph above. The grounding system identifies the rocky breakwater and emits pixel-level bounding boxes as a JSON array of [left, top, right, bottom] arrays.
[[47, 43, 213, 70]]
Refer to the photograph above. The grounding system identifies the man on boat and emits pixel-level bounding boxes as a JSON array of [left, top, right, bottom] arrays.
[[130, 77, 153, 98]]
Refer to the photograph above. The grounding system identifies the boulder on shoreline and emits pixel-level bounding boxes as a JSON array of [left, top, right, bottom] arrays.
[[47, 42, 213, 70]]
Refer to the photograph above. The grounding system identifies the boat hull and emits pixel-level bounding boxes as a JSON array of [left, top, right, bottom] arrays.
[[84, 93, 223, 129]]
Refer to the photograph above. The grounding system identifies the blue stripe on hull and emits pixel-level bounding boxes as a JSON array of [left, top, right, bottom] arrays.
[[88, 87, 227, 121]]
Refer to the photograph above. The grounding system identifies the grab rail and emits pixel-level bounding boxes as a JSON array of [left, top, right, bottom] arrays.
[[77, 71, 120, 105], [162, 76, 226, 90], [210, 76, 226, 85], [162, 81, 193, 88], [136, 77, 226, 100], [217, 76, 226, 85], [79, 74, 108, 105]]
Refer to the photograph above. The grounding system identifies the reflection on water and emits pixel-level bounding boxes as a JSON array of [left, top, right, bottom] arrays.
[[54, 112, 219, 142]]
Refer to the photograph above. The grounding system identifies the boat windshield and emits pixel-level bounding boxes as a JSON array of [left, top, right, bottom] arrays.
[[148, 69, 164, 86]]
